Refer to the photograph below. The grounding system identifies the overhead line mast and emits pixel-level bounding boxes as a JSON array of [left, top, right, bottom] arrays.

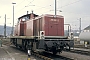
[[4, 14, 6, 38], [55, 0, 57, 17], [79, 18, 81, 33]]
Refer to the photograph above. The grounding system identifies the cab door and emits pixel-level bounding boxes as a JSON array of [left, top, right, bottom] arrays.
[[48, 19, 58, 36]]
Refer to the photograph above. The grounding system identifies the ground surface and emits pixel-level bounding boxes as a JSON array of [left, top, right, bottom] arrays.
[[0, 45, 42, 60], [60, 51, 90, 60], [0, 38, 90, 60]]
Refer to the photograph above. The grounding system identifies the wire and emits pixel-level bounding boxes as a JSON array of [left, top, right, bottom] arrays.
[[15, 4, 52, 15], [15, 0, 34, 7], [34, 5, 52, 11], [15, 0, 34, 14], [15, 0, 82, 16], [15, 7, 26, 14], [26, 0, 34, 7], [58, 0, 83, 8], [15, 0, 25, 7], [39, 0, 82, 14]]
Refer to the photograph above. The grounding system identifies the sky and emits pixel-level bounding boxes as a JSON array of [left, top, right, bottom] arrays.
[[0, 0, 90, 30]]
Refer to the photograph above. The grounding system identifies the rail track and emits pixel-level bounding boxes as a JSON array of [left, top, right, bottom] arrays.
[[1, 38, 11, 46], [9, 45, 74, 60], [32, 51, 74, 60], [65, 48, 90, 56]]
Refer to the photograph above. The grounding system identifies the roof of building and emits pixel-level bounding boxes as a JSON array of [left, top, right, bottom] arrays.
[[84, 25, 90, 30]]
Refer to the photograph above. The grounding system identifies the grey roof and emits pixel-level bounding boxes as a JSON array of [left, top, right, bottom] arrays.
[[84, 25, 90, 30], [18, 13, 38, 20]]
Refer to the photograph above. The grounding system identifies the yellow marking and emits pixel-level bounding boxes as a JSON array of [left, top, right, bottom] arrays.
[[28, 58, 30, 60]]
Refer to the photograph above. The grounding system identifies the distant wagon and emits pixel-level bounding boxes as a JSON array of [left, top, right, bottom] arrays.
[[79, 25, 90, 44]]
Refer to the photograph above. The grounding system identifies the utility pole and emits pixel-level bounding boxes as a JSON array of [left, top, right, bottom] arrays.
[[55, 0, 57, 17], [11, 2, 16, 36], [79, 18, 81, 33], [4, 14, 6, 38]]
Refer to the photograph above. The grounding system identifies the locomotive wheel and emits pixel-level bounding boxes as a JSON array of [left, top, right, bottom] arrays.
[[52, 46, 57, 55], [25, 42, 28, 51], [44, 44, 48, 51], [26, 44, 28, 50], [53, 51, 57, 55]]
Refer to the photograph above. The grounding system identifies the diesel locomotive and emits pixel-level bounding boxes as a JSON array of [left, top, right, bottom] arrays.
[[10, 12, 74, 54]]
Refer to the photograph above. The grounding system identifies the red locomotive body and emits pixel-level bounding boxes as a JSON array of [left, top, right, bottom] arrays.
[[12, 12, 74, 55], [25, 19, 33, 36], [43, 14, 64, 36], [14, 14, 64, 37], [14, 13, 38, 36], [14, 19, 26, 36]]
